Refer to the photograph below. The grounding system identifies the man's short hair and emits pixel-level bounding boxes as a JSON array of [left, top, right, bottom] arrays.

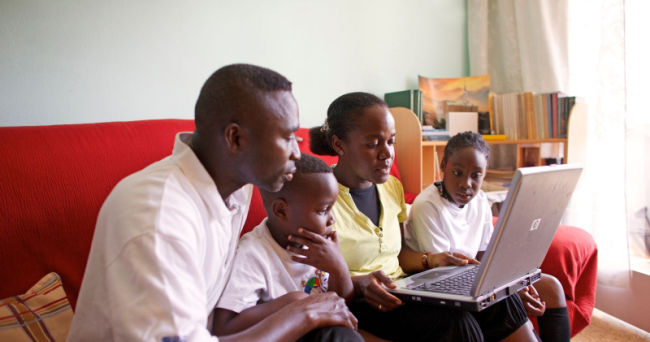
[[195, 64, 292, 131]]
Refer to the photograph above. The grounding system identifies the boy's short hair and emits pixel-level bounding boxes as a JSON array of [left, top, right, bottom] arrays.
[[292, 153, 333, 175], [259, 154, 333, 208]]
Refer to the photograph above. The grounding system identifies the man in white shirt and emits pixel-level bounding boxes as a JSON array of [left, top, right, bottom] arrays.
[[68, 64, 359, 342]]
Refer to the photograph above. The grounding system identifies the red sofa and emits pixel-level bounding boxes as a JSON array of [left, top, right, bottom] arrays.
[[0, 119, 597, 336]]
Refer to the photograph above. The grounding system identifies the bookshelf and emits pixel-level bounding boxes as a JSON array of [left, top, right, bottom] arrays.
[[390, 107, 568, 195]]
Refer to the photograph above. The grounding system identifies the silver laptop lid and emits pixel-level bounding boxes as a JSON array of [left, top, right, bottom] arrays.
[[471, 164, 583, 296]]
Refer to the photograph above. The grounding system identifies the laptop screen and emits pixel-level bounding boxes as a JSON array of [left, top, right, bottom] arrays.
[[471, 164, 583, 296]]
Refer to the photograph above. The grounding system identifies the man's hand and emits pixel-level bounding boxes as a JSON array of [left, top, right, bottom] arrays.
[[294, 292, 358, 331], [217, 292, 357, 342]]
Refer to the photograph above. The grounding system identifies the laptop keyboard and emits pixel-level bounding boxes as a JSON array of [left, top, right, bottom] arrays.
[[408, 266, 479, 296]]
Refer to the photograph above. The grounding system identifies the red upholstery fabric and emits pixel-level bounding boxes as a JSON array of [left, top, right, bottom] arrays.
[[0, 120, 195, 309], [539, 224, 597, 336], [491, 217, 597, 337]]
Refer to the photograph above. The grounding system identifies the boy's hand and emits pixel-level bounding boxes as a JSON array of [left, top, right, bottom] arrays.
[[518, 285, 546, 316], [287, 228, 348, 275], [353, 271, 403, 312], [428, 251, 480, 268]]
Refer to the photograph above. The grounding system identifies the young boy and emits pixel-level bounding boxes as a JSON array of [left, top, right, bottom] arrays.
[[213, 154, 359, 340]]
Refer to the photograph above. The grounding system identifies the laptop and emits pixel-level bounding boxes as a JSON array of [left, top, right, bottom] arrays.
[[390, 164, 583, 311]]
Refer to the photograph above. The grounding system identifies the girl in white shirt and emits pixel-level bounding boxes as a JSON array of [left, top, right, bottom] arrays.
[[406, 131, 571, 342]]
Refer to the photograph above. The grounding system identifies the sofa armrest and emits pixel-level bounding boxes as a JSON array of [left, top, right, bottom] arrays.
[[540, 224, 598, 336]]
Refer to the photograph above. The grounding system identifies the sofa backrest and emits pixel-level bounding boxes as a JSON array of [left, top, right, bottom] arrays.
[[0, 120, 195, 308], [0, 120, 403, 309]]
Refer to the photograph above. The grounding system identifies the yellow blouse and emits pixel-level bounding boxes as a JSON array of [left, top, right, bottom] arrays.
[[333, 176, 408, 280]]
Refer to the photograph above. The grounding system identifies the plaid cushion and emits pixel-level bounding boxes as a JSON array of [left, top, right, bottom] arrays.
[[0, 272, 73, 341]]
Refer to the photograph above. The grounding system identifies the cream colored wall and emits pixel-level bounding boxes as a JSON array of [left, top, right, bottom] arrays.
[[0, 0, 467, 127]]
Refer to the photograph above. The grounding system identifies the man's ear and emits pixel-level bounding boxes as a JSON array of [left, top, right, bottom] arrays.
[[223, 122, 248, 153], [440, 158, 446, 171], [331, 134, 345, 156], [271, 198, 290, 221]]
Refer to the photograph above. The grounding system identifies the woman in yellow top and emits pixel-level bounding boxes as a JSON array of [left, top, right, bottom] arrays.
[[307, 92, 538, 342]]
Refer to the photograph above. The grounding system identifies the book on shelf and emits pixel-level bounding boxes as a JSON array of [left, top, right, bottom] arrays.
[[557, 95, 575, 138], [482, 134, 506, 141], [488, 91, 576, 139], [384, 90, 423, 123], [486, 168, 516, 180], [421, 127, 450, 141], [551, 93, 558, 138]]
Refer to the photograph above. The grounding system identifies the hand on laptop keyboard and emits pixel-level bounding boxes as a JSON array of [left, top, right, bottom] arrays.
[[427, 251, 480, 268]]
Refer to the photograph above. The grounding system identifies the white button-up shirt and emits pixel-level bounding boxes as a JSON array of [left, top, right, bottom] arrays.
[[68, 133, 252, 342]]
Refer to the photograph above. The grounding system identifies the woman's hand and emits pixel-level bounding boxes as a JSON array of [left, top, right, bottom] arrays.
[[352, 271, 403, 312], [427, 251, 479, 268], [518, 285, 546, 316]]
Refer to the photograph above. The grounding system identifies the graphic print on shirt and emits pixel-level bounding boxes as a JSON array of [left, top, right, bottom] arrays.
[[301, 269, 328, 294]]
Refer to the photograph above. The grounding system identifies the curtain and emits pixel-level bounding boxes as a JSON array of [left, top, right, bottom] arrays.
[[566, 0, 628, 286], [467, 0, 630, 286], [468, 0, 568, 93], [624, 0, 650, 276]]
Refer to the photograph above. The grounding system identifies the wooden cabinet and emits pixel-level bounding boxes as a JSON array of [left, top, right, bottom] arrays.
[[390, 107, 568, 195]]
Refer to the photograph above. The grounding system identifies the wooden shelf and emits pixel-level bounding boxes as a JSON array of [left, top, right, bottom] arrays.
[[390, 107, 568, 195], [422, 138, 568, 146]]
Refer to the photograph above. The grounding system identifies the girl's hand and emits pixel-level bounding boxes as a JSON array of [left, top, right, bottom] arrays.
[[353, 271, 403, 312], [518, 285, 546, 316], [287, 229, 348, 275], [427, 251, 480, 268]]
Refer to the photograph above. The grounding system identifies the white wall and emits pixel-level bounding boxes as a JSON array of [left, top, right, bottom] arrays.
[[0, 0, 467, 128]]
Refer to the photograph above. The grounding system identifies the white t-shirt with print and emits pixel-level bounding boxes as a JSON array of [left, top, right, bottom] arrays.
[[217, 218, 329, 314]]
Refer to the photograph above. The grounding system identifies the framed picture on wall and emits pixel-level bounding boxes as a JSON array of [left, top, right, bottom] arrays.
[[419, 74, 490, 129]]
